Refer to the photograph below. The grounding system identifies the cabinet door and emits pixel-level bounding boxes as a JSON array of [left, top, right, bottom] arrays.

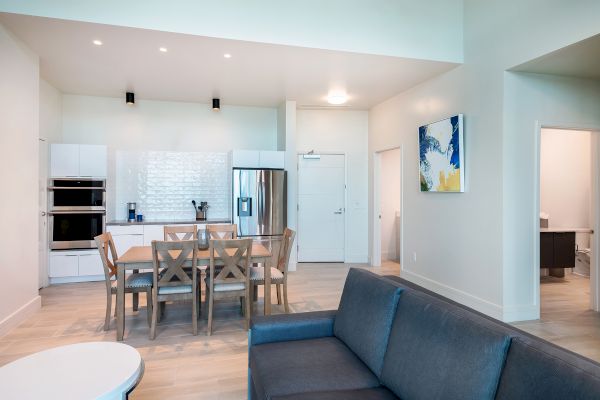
[[554, 232, 576, 268], [232, 150, 260, 168], [78, 253, 104, 276], [49, 254, 79, 277], [79, 145, 107, 177], [540, 233, 554, 268], [259, 151, 285, 169], [112, 234, 144, 256], [143, 225, 165, 245], [50, 144, 80, 177]]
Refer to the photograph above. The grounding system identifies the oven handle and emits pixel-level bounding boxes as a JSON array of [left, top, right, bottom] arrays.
[[48, 186, 106, 190], [49, 210, 106, 215]]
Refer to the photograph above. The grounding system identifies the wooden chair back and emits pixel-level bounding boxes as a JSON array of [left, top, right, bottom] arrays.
[[151, 240, 197, 290], [208, 239, 252, 289], [164, 225, 198, 241], [206, 224, 238, 239], [94, 232, 119, 288], [276, 228, 296, 275]]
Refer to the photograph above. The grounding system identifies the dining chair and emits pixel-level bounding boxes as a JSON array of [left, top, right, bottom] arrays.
[[206, 224, 238, 239], [250, 228, 296, 313], [164, 225, 198, 241], [150, 240, 199, 339], [205, 238, 252, 335], [94, 232, 153, 331]]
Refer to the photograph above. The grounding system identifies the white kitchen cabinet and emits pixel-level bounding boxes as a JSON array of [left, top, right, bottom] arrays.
[[78, 253, 104, 276], [143, 225, 165, 245], [111, 233, 144, 256], [49, 253, 79, 277], [50, 144, 107, 178], [79, 145, 107, 177], [232, 150, 260, 168], [50, 144, 80, 177], [259, 151, 285, 169]]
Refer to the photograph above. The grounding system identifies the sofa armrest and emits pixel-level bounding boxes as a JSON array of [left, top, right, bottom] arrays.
[[249, 310, 337, 346]]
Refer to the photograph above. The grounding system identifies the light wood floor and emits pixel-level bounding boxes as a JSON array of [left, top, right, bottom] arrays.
[[2, 263, 600, 399]]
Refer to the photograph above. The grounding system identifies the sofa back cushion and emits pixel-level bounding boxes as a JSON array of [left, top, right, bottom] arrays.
[[333, 268, 403, 378], [495, 336, 600, 400], [380, 291, 511, 400]]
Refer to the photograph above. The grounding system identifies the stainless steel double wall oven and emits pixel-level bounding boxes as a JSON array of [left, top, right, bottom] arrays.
[[49, 178, 106, 249]]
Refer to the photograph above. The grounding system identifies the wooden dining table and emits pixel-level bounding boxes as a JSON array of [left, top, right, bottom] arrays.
[[115, 243, 273, 341]]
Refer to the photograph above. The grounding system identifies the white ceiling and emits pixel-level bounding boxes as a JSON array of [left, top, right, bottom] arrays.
[[512, 33, 600, 80], [0, 13, 459, 109]]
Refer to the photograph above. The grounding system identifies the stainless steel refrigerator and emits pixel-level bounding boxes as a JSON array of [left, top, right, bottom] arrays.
[[232, 168, 286, 238]]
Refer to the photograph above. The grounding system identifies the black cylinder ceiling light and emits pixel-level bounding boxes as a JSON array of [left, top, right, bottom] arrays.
[[126, 92, 135, 105], [212, 98, 220, 111]]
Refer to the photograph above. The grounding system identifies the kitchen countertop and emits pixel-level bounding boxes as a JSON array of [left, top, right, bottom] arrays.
[[107, 218, 232, 226], [540, 228, 594, 234]]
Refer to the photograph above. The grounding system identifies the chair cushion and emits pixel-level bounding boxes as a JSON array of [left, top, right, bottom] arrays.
[[495, 336, 600, 400], [333, 268, 402, 378], [125, 272, 153, 288], [250, 266, 285, 282], [380, 290, 511, 400], [158, 285, 192, 295], [271, 387, 398, 400], [250, 337, 380, 400]]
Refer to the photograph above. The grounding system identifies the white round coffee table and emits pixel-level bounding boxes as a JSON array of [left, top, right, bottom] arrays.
[[0, 342, 143, 400]]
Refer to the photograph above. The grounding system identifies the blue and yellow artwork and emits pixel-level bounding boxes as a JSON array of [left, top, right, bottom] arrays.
[[419, 114, 464, 192]]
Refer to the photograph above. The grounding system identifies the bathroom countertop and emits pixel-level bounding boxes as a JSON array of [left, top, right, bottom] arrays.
[[107, 218, 231, 226], [540, 227, 594, 234]]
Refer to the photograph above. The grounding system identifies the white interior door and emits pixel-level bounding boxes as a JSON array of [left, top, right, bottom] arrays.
[[38, 139, 49, 288], [297, 154, 345, 262]]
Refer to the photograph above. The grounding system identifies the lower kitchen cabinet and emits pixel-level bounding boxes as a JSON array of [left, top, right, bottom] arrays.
[[49, 253, 79, 278], [49, 250, 104, 282], [78, 253, 104, 276]]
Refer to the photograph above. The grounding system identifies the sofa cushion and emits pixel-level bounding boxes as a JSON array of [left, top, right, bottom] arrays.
[[495, 336, 600, 400], [250, 337, 380, 400], [271, 387, 398, 400], [333, 268, 402, 378], [380, 291, 511, 400]]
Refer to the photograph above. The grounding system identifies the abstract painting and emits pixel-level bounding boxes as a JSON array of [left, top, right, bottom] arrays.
[[419, 114, 464, 192]]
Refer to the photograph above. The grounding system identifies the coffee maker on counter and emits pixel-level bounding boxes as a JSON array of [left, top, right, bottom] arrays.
[[127, 202, 137, 222]]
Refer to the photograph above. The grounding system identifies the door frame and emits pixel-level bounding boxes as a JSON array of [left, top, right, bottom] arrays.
[[534, 121, 600, 313], [372, 146, 404, 268], [296, 151, 347, 262], [39, 138, 49, 288]]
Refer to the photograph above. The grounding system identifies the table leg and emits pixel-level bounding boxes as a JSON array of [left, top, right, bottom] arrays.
[[117, 266, 125, 341], [264, 258, 271, 316]]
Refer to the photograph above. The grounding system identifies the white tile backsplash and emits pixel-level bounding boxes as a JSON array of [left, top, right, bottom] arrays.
[[115, 150, 230, 220]]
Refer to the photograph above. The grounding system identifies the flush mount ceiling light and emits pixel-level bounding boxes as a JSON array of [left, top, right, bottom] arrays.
[[327, 91, 349, 105], [92, 39, 103, 46], [223, 53, 232, 59], [126, 92, 135, 105], [212, 98, 221, 111], [159, 47, 168, 53]]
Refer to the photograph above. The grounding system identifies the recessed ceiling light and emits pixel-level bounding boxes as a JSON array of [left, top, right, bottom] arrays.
[[159, 47, 168, 53], [327, 91, 349, 105], [223, 53, 232, 59], [92, 40, 103, 46]]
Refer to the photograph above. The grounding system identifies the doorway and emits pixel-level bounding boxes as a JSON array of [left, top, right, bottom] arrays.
[[372, 148, 402, 268], [297, 153, 346, 262], [538, 127, 598, 320]]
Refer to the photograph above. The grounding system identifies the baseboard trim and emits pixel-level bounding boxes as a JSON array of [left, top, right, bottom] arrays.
[[49, 275, 104, 285], [400, 269, 504, 320], [0, 295, 41, 337]]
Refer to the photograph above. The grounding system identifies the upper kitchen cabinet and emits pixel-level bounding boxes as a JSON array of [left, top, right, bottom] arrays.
[[50, 144, 107, 178], [79, 145, 107, 177], [231, 150, 284, 169], [259, 151, 285, 169]]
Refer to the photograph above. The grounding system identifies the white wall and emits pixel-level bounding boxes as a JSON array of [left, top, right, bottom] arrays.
[[380, 148, 401, 261], [61, 94, 277, 219], [296, 109, 369, 263], [369, 1, 600, 321], [540, 129, 591, 230], [0, 23, 41, 334], [0, 0, 464, 62], [39, 79, 62, 143], [502, 73, 600, 319]]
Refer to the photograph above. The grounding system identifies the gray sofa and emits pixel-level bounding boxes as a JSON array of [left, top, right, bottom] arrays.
[[248, 268, 600, 400]]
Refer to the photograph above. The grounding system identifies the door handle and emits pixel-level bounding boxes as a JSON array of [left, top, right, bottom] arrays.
[[334, 211, 342, 214], [41, 211, 47, 216]]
